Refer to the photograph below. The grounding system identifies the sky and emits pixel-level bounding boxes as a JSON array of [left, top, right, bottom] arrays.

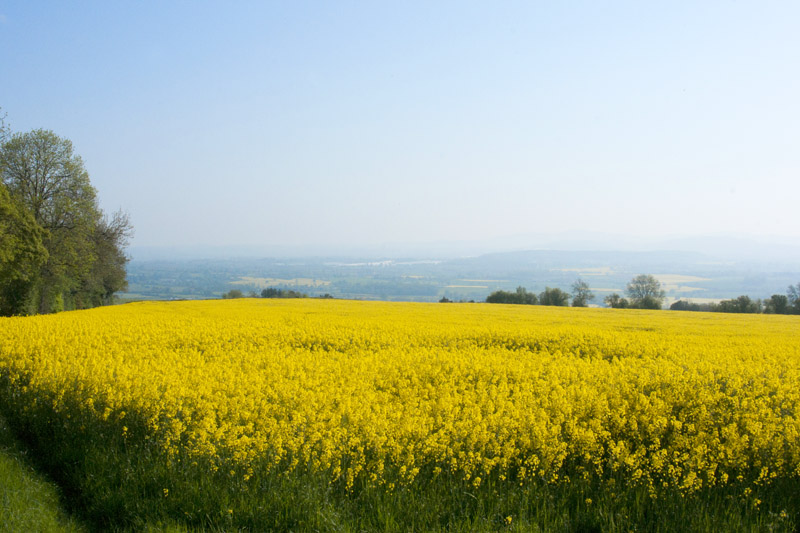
[[1, 1, 799, 252]]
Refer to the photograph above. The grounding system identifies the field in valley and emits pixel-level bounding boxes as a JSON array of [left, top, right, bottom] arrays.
[[0, 300, 798, 531]]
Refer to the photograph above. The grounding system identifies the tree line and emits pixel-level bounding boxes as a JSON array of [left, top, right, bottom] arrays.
[[486, 273, 800, 314], [486, 275, 668, 309], [485, 279, 598, 308], [670, 284, 800, 315], [222, 287, 334, 299], [0, 109, 132, 316], [486, 275, 667, 309]]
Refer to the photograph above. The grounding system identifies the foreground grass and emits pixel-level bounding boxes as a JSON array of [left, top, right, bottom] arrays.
[[0, 412, 86, 533]]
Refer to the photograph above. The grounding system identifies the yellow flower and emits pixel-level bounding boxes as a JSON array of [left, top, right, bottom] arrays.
[[1, 298, 798, 502]]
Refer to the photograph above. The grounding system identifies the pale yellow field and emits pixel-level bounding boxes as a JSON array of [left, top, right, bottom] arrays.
[[0, 300, 798, 496]]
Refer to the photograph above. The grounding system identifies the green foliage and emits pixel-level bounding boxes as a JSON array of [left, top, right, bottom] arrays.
[[764, 294, 789, 315], [539, 286, 570, 307], [486, 286, 537, 305], [626, 275, 665, 309], [76, 211, 132, 308], [0, 128, 131, 314], [222, 289, 245, 299], [713, 295, 761, 314], [260, 287, 308, 299], [0, 184, 48, 316], [670, 300, 703, 312], [571, 279, 594, 307], [788, 283, 800, 314], [604, 293, 629, 309]]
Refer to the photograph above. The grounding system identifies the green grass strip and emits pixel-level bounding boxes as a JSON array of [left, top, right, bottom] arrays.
[[0, 411, 86, 533]]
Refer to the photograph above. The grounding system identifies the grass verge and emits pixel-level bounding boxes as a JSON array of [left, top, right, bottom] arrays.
[[0, 411, 86, 533]]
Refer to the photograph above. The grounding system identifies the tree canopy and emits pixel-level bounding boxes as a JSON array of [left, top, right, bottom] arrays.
[[626, 274, 665, 309], [0, 124, 132, 315], [539, 287, 570, 307], [604, 293, 629, 309], [486, 286, 537, 305], [571, 279, 594, 307]]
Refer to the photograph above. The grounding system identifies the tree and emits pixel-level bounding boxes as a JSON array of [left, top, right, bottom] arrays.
[[486, 286, 537, 305], [76, 210, 133, 307], [788, 283, 800, 314], [670, 300, 701, 312], [1, 129, 130, 312], [0, 183, 48, 315], [539, 287, 570, 307], [222, 289, 244, 299], [626, 274, 665, 309], [714, 295, 760, 314], [604, 293, 629, 309], [763, 294, 789, 315], [261, 287, 308, 299], [571, 279, 594, 307]]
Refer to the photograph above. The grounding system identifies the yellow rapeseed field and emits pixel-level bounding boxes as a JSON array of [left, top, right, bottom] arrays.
[[0, 299, 798, 499]]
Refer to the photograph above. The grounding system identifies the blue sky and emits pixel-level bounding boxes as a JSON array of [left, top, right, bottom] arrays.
[[1, 1, 799, 250]]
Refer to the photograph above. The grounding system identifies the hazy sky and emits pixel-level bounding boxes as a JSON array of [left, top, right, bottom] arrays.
[[1, 1, 799, 249]]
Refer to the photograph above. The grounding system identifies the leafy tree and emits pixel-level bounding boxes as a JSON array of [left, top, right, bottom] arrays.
[[486, 286, 537, 305], [604, 293, 629, 309], [260, 287, 308, 299], [539, 287, 570, 307], [2, 129, 101, 312], [626, 274, 665, 309], [222, 289, 244, 299], [0, 183, 48, 315], [439, 296, 452, 303], [713, 295, 760, 314], [75, 210, 133, 307], [571, 279, 594, 307], [670, 300, 701, 311], [764, 294, 789, 315]]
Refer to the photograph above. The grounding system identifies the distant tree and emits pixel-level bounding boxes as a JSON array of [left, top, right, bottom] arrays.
[[439, 296, 452, 303], [626, 275, 665, 309], [604, 293, 629, 309], [222, 289, 244, 299], [788, 283, 800, 314], [318, 293, 334, 299], [486, 286, 537, 305], [713, 295, 761, 314], [670, 300, 701, 312], [764, 294, 789, 315], [260, 287, 308, 299], [571, 279, 594, 307], [512, 286, 537, 305], [539, 287, 570, 307]]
